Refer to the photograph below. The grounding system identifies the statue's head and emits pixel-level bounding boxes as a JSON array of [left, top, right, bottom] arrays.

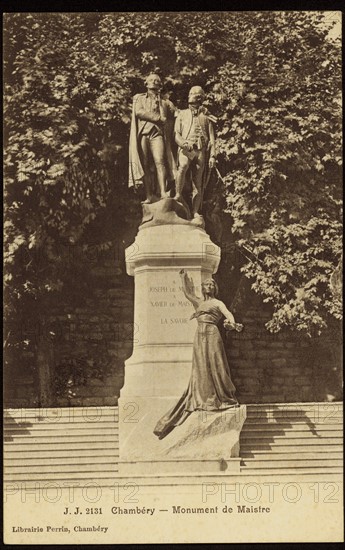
[[188, 86, 205, 105], [201, 278, 218, 298], [144, 73, 162, 92]]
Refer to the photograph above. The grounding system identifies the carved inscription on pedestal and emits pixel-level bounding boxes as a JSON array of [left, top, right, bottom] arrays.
[[148, 280, 199, 326]]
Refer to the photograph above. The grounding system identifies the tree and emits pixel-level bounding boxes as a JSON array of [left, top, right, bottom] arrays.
[[211, 11, 342, 334], [3, 13, 136, 403]]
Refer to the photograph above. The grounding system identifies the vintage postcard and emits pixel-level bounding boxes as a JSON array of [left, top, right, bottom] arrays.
[[3, 10, 343, 544]]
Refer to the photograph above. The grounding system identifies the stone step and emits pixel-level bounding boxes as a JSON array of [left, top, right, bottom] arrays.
[[4, 455, 119, 466], [3, 417, 118, 430], [4, 442, 119, 451], [4, 449, 120, 459], [241, 423, 342, 432], [247, 401, 343, 410], [240, 467, 343, 475], [240, 439, 342, 449], [246, 407, 343, 414], [246, 417, 343, 424], [242, 436, 343, 446], [4, 469, 120, 480], [4, 406, 118, 418], [3, 471, 343, 486], [4, 424, 119, 433], [247, 405, 343, 418], [244, 415, 343, 423], [241, 450, 343, 459], [246, 419, 342, 427], [245, 411, 343, 417], [246, 405, 343, 411], [240, 431, 342, 440], [245, 414, 343, 424], [240, 458, 343, 468], [246, 411, 342, 419], [5, 463, 119, 474], [4, 409, 119, 417], [3, 413, 118, 428], [4, 433, 119, 443]]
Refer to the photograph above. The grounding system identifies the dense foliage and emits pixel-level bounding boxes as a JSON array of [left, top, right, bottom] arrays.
[[212, 12, 342, 333], [4, 12, 342, 346]]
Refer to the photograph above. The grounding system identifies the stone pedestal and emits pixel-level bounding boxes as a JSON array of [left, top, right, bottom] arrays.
[[118, 404, 246, 474], [118, 222, 245, 474]]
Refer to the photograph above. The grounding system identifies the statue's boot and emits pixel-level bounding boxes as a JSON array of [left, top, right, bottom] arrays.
[[142, 174, 154, 204], [190, 213, 205, 228]]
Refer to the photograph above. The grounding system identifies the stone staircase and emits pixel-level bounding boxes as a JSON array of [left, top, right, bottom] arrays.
[[3, 402, 343, 484], [4, 407, 119, 482], [240, 402, 343, 475]]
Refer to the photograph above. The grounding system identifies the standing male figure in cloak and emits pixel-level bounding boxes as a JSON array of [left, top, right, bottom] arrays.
[[174, 86, 216, 225], [128, 73, 177, 203]]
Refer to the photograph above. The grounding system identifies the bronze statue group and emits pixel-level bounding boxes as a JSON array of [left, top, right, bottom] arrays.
[[129, 73, 216, 228]]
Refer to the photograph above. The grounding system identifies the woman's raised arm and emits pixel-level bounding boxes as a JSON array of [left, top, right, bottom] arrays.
[[179, 269, 200, 308]]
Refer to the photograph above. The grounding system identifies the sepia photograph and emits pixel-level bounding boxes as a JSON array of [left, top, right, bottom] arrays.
[[3, 9, 343, 544]]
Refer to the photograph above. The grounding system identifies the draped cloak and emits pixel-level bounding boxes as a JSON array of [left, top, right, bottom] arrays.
[[128, 93, 177, 189]]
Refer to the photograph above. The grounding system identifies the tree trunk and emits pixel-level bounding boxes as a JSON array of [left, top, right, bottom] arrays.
[[36, 318, 55, 407]]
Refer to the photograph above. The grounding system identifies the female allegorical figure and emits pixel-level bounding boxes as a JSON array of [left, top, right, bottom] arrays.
[[154, 269, 243, 439]]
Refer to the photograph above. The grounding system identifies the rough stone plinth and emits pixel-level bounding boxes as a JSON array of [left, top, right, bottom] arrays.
[[156, 406, 247, 459], [141, 197, 191, 227], [118, 401, 246, 474]]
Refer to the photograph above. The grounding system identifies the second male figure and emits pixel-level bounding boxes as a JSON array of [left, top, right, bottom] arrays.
[[174, 86, 216, 224]]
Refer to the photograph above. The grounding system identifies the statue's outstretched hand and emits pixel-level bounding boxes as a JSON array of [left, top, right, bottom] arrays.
[[224, 320, 244, 332]]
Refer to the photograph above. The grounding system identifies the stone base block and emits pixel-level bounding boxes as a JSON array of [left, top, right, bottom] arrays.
[[118, 396, 246, 473], [117, 458, 242, 475]]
